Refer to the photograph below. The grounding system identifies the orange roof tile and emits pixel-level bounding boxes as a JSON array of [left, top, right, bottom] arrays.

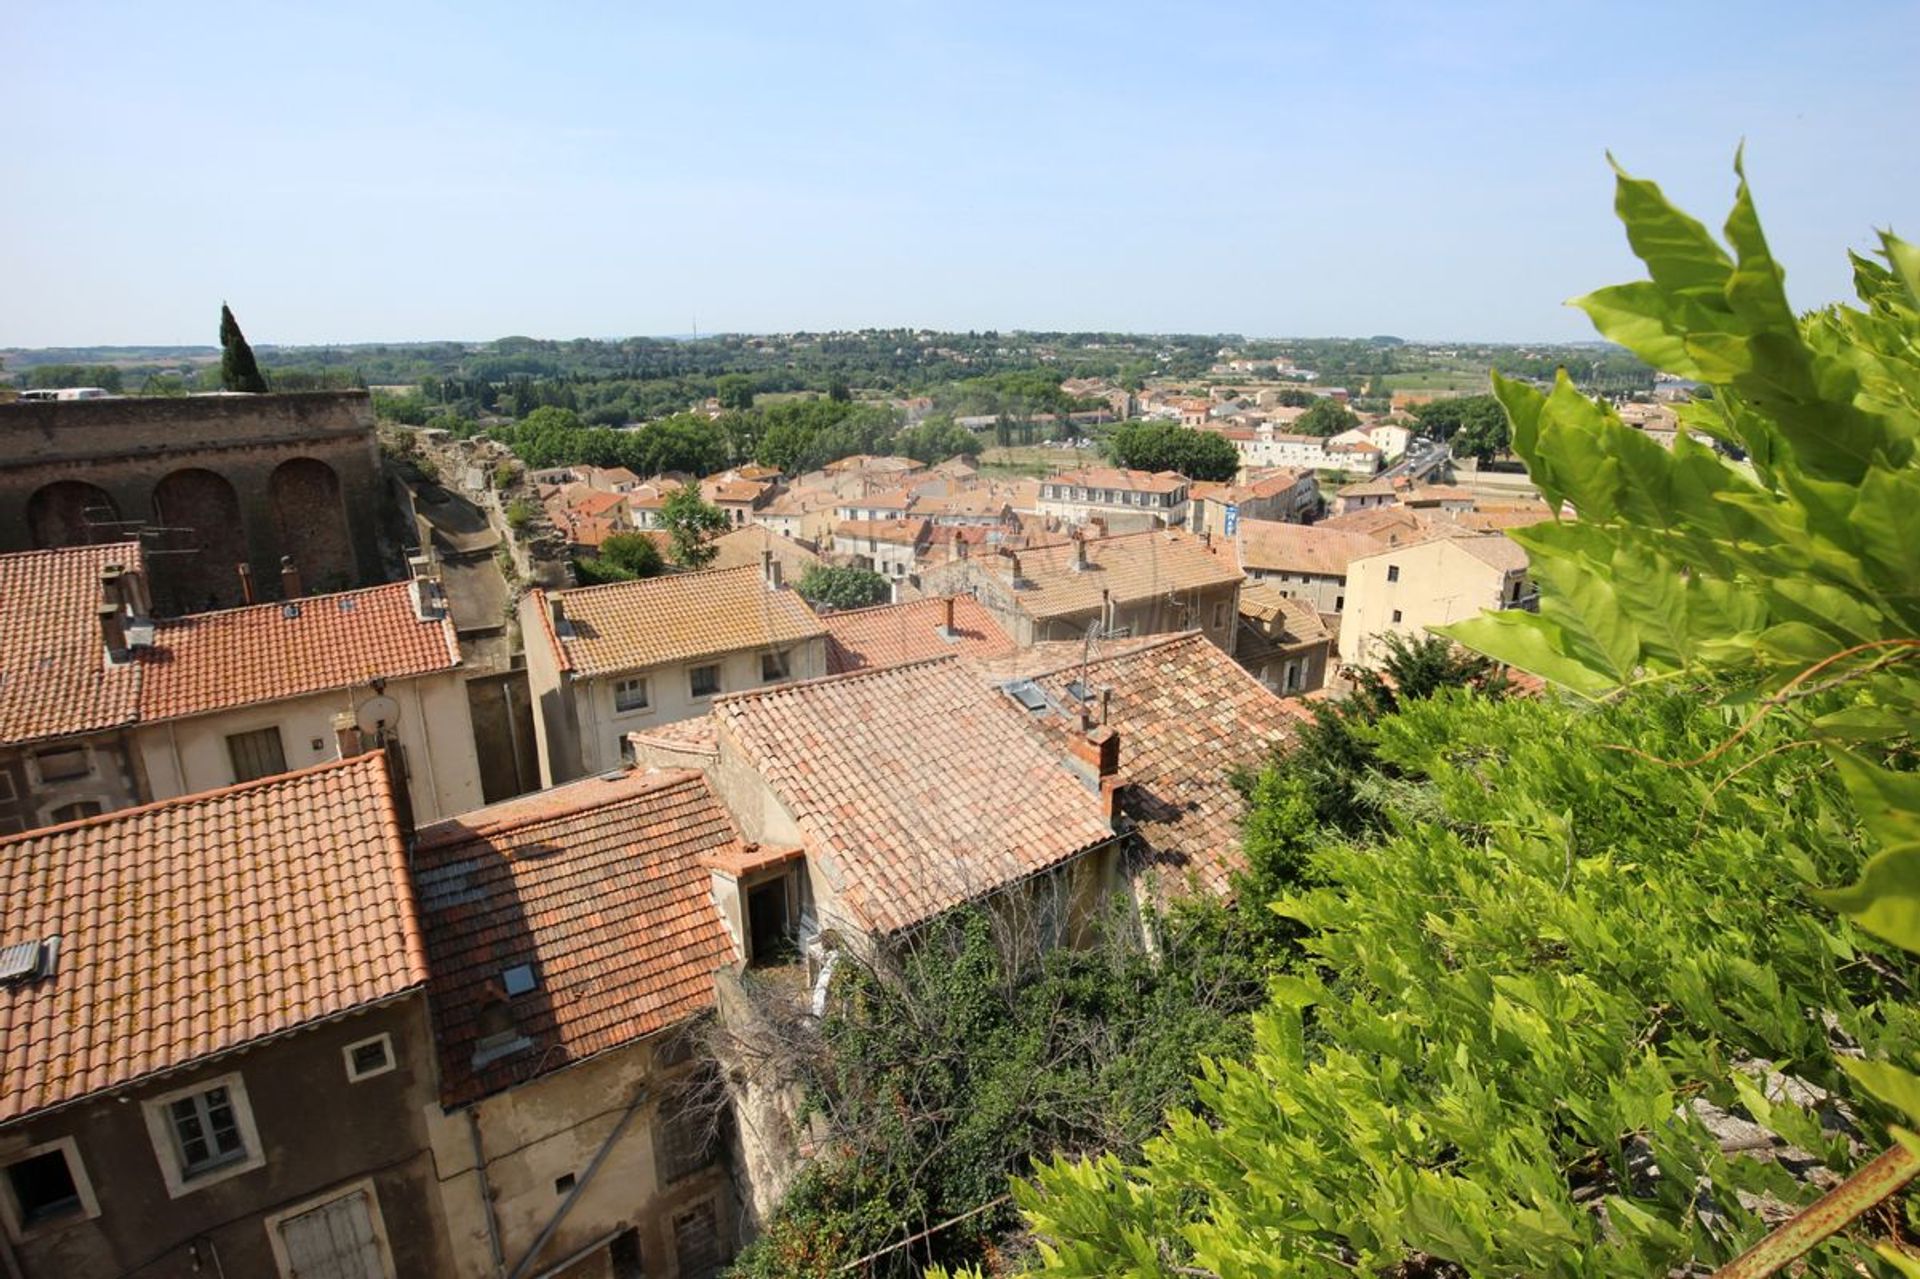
[[139, 581, 461, 722], [0, 753, 423, 1123], [1235, 520, 1383, 578], [1011, 633, 1296, 898], [823, 597, 1015, 674], [0, 543, 144, 747], [413, 769, 740, 1105], [538, 565, 826, 677], [833, 518, 930, 546], [990, 529, 1242, 620], [1046, 467, 1187, 495], [713, 659, 1116, 935]]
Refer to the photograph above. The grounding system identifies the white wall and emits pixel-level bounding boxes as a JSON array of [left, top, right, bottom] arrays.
[[134, 670, 486, 823], [573, 637, 828, 776]]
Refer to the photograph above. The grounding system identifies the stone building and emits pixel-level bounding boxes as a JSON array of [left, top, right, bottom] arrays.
[[0, 391, 385, 614], [0, 753, 458, 1279]]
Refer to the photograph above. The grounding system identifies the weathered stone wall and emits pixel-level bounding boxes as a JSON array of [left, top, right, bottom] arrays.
[[0, 392, 383, 613]]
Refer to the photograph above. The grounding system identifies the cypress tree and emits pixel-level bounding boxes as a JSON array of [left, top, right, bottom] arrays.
[[219, 303, 270, 393]]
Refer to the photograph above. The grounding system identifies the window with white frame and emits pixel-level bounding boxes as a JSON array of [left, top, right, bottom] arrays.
[[143, 1073, 264, 1196], [614, 677, 651, 713], [689, 664, 721, 699], [1, 1138, 98, 1237], [342, 1033, 396, 1082]]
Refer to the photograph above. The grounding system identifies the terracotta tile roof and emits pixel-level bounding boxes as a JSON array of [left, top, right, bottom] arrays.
[[839, 488, 918, 511], [1235, 519, 1383, 578], [992, 530, 1242, 620], [413, 769, 740, 1105], [962, 635, 1170, 686], [1451, 507, 1554, 533], [1046, 467, 1187, 495], [567, 490, 629, 519], [627, 715, 721, 759], [758, 485, 839, 516], [823, 597, 1015, 674], [707, 526, 826, 576], [1013, 633, 1295, 899], [0, 543, 143, 747], [704, 478, 771, 505], [0, 753, 423, 1123], [833, 518, 930, 546], [139, 582, 461, 722], [1239, 582, 1331, 643], [1448, 533, 1532, 573], [1318, 506, 1435, 544], [713, 659, 1116, 935], [537, 565, 826, 677]]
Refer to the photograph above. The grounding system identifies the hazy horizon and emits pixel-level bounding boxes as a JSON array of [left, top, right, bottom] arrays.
[[4, 1, 1914, 349]]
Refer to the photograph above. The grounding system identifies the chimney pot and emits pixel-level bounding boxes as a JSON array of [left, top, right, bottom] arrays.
[[236, 562, 255, 604], [279, 556, 303, 600], [97, 603, 127, 662]]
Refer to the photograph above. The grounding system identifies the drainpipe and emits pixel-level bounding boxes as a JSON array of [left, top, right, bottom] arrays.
[[469, 1110, 506, 1278], [505, 1085, 649, 1279]]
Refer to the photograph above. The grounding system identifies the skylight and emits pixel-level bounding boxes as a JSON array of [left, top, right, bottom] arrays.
[[502, 964, 537, 997]]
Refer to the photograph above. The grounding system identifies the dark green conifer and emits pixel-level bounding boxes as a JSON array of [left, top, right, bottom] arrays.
[[219, 303, 269, 393]]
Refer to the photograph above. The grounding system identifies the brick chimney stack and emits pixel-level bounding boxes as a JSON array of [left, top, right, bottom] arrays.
[[97, 604, 127, 664], [940, 595, 956, 637], [280, 556, 303, 600]]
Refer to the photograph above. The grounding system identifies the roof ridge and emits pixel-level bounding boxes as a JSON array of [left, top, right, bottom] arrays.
[[415, 766, 704, 848], [0, 750, 392, 850], [0, 540, 143, 564], [713, 652, 960, 707], [151, 578, 421, 626], [1007, 629, 1203, 682], [554, 562, 757, 599]]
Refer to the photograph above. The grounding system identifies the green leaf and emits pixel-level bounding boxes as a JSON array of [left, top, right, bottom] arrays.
[[1816, 844, 1920, 955], [1842, 1058, 1920, 1126]]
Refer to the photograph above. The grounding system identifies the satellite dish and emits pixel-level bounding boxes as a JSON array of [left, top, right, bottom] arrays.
[[356, 695, 403, 736]]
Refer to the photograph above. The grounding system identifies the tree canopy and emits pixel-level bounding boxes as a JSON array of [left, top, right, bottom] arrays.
[[1292, 398, 1359, 437], [793, 564, 892, 611], [659, 485, 729, 569], [1410, 392, 1511, 460], [573, 531, 665, 584], [1104, 422, 1240, 482]]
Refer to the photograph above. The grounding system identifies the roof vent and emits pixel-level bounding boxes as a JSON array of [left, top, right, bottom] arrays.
[[1005, 680, 1048, 713], [0, 936, 58, 985], [282, 603, 301, 620]]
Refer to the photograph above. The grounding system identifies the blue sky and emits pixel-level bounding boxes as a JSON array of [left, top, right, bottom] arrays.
[[3, 1, 1913, 347]]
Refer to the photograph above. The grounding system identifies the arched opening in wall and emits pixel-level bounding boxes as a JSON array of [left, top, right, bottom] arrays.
[[27, 482, 121, 549], [269, 458, 354, 596], [150, 468, 248, 616]]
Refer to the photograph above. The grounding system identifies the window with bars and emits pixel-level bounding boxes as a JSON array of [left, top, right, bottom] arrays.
[[226, 727, 287, 783], [689, 664, 721, 699], [655, 1082, 720, 1183]]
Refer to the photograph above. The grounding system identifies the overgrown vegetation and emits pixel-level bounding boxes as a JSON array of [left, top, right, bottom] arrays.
[[793, 565, 892, 612], [574, 531, 665, 585], [983, 160, 1920, 1275]]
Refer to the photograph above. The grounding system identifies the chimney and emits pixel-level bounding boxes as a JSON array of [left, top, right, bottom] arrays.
[[548, 594, 567, 635], [99, 565, 124, 611], [1073, 533, 1089, 572], [97, 603, 128, 663], [762, 549, 783, 590], [331, 711, 363, 757], [1006, 552, 1022, 586], [236, 562, 255, 605], [940, 595, 956, 637], [280, 556, 303, 599], [408, 552, 435, 581]]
